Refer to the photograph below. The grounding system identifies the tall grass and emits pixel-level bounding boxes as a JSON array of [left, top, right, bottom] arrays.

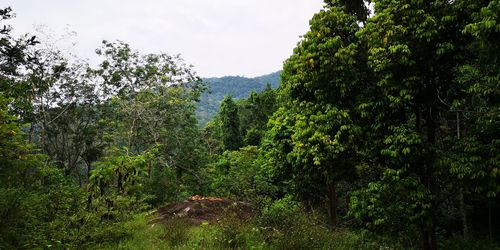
[[96, 205, 392, 250], [96, 207, 498, 250], [96, 213, 170, 250]]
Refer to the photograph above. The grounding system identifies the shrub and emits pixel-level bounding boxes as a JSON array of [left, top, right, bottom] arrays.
[[440, 234, 499, 250], [213, 211, 250, 249], [254, 196, 333, 249], [256, 195, 303, 232], [162, 218, 191, 247]]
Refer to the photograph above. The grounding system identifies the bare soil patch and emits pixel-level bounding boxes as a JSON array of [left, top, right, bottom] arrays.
[[150, 195, 255, 225]]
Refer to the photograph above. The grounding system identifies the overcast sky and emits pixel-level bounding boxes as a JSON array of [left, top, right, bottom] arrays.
[[5, 0, 325, 77]]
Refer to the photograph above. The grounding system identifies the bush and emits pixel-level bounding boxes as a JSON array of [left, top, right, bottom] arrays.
[[254, 196, 332, 249], [209, 146, 260, 201], [213, 211, 251, 249], [256, 195, 303, 231], [440, 234, 499, 250], [162, 218, 191, 247]]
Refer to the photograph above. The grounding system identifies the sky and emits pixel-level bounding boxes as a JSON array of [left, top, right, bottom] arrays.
[[5, 0, 325, 77]]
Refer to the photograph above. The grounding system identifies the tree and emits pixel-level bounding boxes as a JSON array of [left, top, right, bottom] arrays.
[[263, 1, 364, 226], [0, 17, 106, 181], [92, 41, 208, 204], [348, 0, 499, 248], [87, 146, 158, 213], [93, 40, 203, 99], [263, 0, 499, 245], [238, 86, 277, 146], [0, 7, 39, 117], [25, 52, 104, 180], [220, 95, 242, 151], [209, 146, 262, 202], [0, 6, 211, 248], [326, 0, 370, 22]]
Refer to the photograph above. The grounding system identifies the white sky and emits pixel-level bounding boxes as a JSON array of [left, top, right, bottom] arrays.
[[5, 0, 325, 77]]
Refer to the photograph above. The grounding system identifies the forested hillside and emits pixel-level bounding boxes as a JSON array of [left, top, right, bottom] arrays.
[[1, 1, 499, 249], [196, 72, 280, 124]]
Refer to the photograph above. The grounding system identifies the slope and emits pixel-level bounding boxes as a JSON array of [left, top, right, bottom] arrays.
[[196, 71, 280, 125]]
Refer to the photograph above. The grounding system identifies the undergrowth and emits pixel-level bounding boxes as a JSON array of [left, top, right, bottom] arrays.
[[99, 197, 499, 250]]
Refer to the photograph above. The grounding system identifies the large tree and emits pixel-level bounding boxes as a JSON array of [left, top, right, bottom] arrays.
[[263, 1, 365, 226], [91, 41, 207, 204], [348, 0, 499, 248], [264, 0, 499, 246]]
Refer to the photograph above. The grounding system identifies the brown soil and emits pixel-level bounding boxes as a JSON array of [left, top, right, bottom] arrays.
[[150, 195, 255, 225]]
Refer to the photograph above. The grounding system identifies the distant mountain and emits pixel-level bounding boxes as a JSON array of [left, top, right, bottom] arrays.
[[196, 71, 280, 125]]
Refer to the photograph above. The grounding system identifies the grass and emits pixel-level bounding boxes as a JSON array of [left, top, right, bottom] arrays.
[[95, 211, 499, 250], [97, 213, 170, 250], [96, 212, 391, 250]]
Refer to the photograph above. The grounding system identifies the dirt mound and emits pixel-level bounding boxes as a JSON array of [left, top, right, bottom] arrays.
[[150, 195, 255, 225]]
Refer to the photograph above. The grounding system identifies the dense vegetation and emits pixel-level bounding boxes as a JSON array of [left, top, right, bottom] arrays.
[[196, 72, 280, 125], [1, 0, 499, 249]]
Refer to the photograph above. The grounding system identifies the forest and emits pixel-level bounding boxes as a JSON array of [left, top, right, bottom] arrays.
[[1, 0, 499, 249], [196, 71, 280, 125]]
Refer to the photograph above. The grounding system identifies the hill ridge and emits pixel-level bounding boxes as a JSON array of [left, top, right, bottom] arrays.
[[196, 71, 280, 125]]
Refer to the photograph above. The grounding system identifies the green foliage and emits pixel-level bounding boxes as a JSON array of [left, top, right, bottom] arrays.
[[212, 212, 251, 249], [196, 72, 280, 125], [350, 2, 500, 247], [0, 7, 40, 118], [220, 95, 243, 151], [208, 146, 274, 203], [326, 0, 370, 22], [2, 1, 500, 248], [145, 163, 189, 205], [88, 147, 157, 203], [1, 21, 208, 247], [94, 213, 172, 250], [94, 40, 203, 99], [261, 0, 500, 247], [102, 205, 495, 250], [263, 2, 363, 226], [256, 196, 316, 248], [200, 119, 224, 158], [256, 195, 303, 233], [238, 86, 277, 146], [161, 218, 192, 247], [0, 96, 42, 183], [254, 196, 386, 250], [0, 94, 125, 249], [202, 86, 277, 160], [105, 203, 394, 250], [349, 169, 428, 245], [440, 234, 499, 250], [92, 43, 209, 205]]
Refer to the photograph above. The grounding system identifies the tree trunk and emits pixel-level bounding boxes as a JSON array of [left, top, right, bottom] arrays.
[[87, 195, 92, 210], [459, 188, 468, 237], [327, 180, 337, 227], [422, 221, 438, 250], [422, 226, 430, 250], [422, 106, 438, 250], [489, 200, 492, 240], [86, 160, 92, 184], [117, 172, 123, 192], [457, 112, 468, 237]]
